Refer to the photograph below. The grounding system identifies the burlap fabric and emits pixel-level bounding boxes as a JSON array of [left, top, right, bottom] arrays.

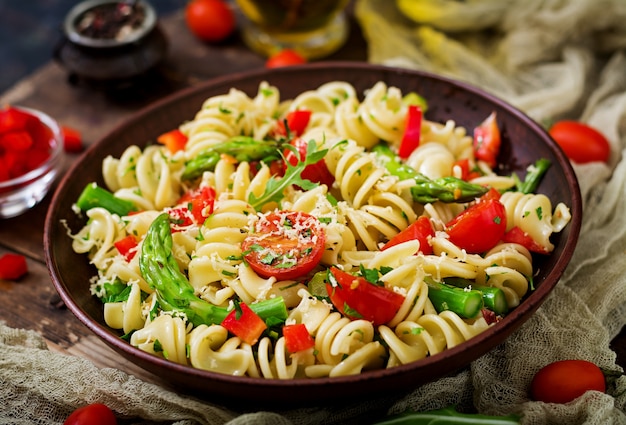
[[3, 1, 626, 423]]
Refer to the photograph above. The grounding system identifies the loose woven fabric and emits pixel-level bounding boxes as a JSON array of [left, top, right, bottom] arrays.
[[3, 1, 626, 423]]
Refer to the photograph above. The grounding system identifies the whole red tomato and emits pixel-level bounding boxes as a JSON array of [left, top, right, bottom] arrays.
[[266, 49, 307, 68], [549, 120, 610, 163], [64, 403, 117, 425], [185, 0, 235, 43], [530, 360, 606, 404]]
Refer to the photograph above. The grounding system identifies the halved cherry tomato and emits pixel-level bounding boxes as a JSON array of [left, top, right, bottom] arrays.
[[157, 129, 188, 153], [473, 111, 501, 168], [502, 226, 550, 255], [275, 109, 312, 138], [114, 235, 138, 261], [221, 302, 267, 345], [62, 126, 83, 153], [64, 403, 117, 425], [381, 215, 434, 255], [530, 359, 605, 404], [168, 186, 215, 227], [284, 137, 335, 187], [266, 49, 307, 68], [185, 0, 235, 43], [282, 323, 315, 353], [0, 253, 28, 280], [446, 188, 507, 254], [326, 266, 405, 326], [398, 104, 422, 159], [548, 120, 610, 164], [242, 211, 325, 280]]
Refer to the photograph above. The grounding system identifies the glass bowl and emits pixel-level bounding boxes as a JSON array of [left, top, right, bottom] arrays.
[[0, 107, 64, 218]]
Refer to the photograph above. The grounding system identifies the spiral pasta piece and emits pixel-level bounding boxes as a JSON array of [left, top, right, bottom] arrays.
[[187, 324, 252, 375], [130, 314, 188, 365]]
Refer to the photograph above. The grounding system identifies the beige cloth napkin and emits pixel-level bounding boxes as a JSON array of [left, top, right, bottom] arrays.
[[3, 1, 626, 423]]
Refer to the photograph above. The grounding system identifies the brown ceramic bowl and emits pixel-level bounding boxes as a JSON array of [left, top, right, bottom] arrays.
[[44, 63, 581, 406]]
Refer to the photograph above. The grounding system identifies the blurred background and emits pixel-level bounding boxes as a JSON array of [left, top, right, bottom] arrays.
[[0, 0, 183, 94]]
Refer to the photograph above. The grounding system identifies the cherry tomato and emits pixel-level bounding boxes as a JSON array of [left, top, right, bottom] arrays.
[[0, 253, 28, 280], [473, 111, 501, 168], [549, 120, 610, 164], [185, 0, 235, 43], [168, 186, 216, 227], [266, 49, 307, 68], [284, 137, 335, 187], [502, 226, 550, 255], [275, 109, 312, 138], [242, 211, 325, 280], [446, 188, 507, 254], [530, 360, 605, 404], [62, 126, 83, 153], [327, 266, 405, 326], [64, 403, 117, 425], [381, 215, 434, 255]]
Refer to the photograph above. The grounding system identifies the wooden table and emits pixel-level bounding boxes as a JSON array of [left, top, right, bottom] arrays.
[[1, 6, 625, 398]]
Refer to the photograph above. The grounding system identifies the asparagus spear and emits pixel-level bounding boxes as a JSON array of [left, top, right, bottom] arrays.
[[373, 405, 520, 424], [444, 277, 509, 315], [424, 276, 484, 319], [139, 213, 288, 327], [76, 183, 138, 216], [513, 158, 551, 194], [372, 144, 488, 203], [181, 136, 283, 181]]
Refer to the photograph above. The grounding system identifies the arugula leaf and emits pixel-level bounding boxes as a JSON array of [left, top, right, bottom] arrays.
[[248, 139, 328, 210]]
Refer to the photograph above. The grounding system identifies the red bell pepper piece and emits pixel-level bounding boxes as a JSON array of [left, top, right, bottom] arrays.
[[326, 267, 405, 326], [282, 323, 315, 353], [0, 253, 28, 280], [275, 110, 312, 138], [453, 158, 482, 181], [114, 235, 139, 261], [502, 226, 550, 255], [473, 112, 501, 168], [398, 105, 422, 159], [157, 129, 188, 153], [62, 126, 83, 153], [221, 302, 267, 345], [381, 215, 435, 255], [168, 186, 216, 227]]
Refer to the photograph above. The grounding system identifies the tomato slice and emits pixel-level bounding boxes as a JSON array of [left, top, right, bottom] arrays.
[[168, 186, 216, 227], [221, 302, 267, 345], [502, 226, 550, 255], [381, 215, 434, 255], [446, 189, 507, 254], [326, 267, 405, 326], [283, 137, 335, 187], [114, 235, 139, 261], [473, 112, 501, 168], [282, 323, 315, 353], [397, 104, 422, 159], [242, 211, 325, 280], [275, 110, 312, 138], [157, 129, 188, 153]]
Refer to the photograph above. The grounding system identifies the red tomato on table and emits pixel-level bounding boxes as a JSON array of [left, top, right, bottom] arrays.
[[266, 49, 307, 68], [185, 0, 235, 43], [530, 360, 605, 404], [64, 403, 117, 425], [549, 120, 610, 163], [326, 267, 405, 326], [241, 211, 325, 280]]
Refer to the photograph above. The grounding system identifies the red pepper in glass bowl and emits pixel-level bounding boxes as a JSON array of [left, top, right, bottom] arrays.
[[0, 106, 64, 218]]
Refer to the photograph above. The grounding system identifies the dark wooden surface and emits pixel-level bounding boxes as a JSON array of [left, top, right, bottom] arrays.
[[1, 6, 624, 397]]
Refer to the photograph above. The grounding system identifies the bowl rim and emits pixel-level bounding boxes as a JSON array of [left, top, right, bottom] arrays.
[[63, 0, 157, 48], [0, 106, 63, 190], [44, 62, 582, 403]]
